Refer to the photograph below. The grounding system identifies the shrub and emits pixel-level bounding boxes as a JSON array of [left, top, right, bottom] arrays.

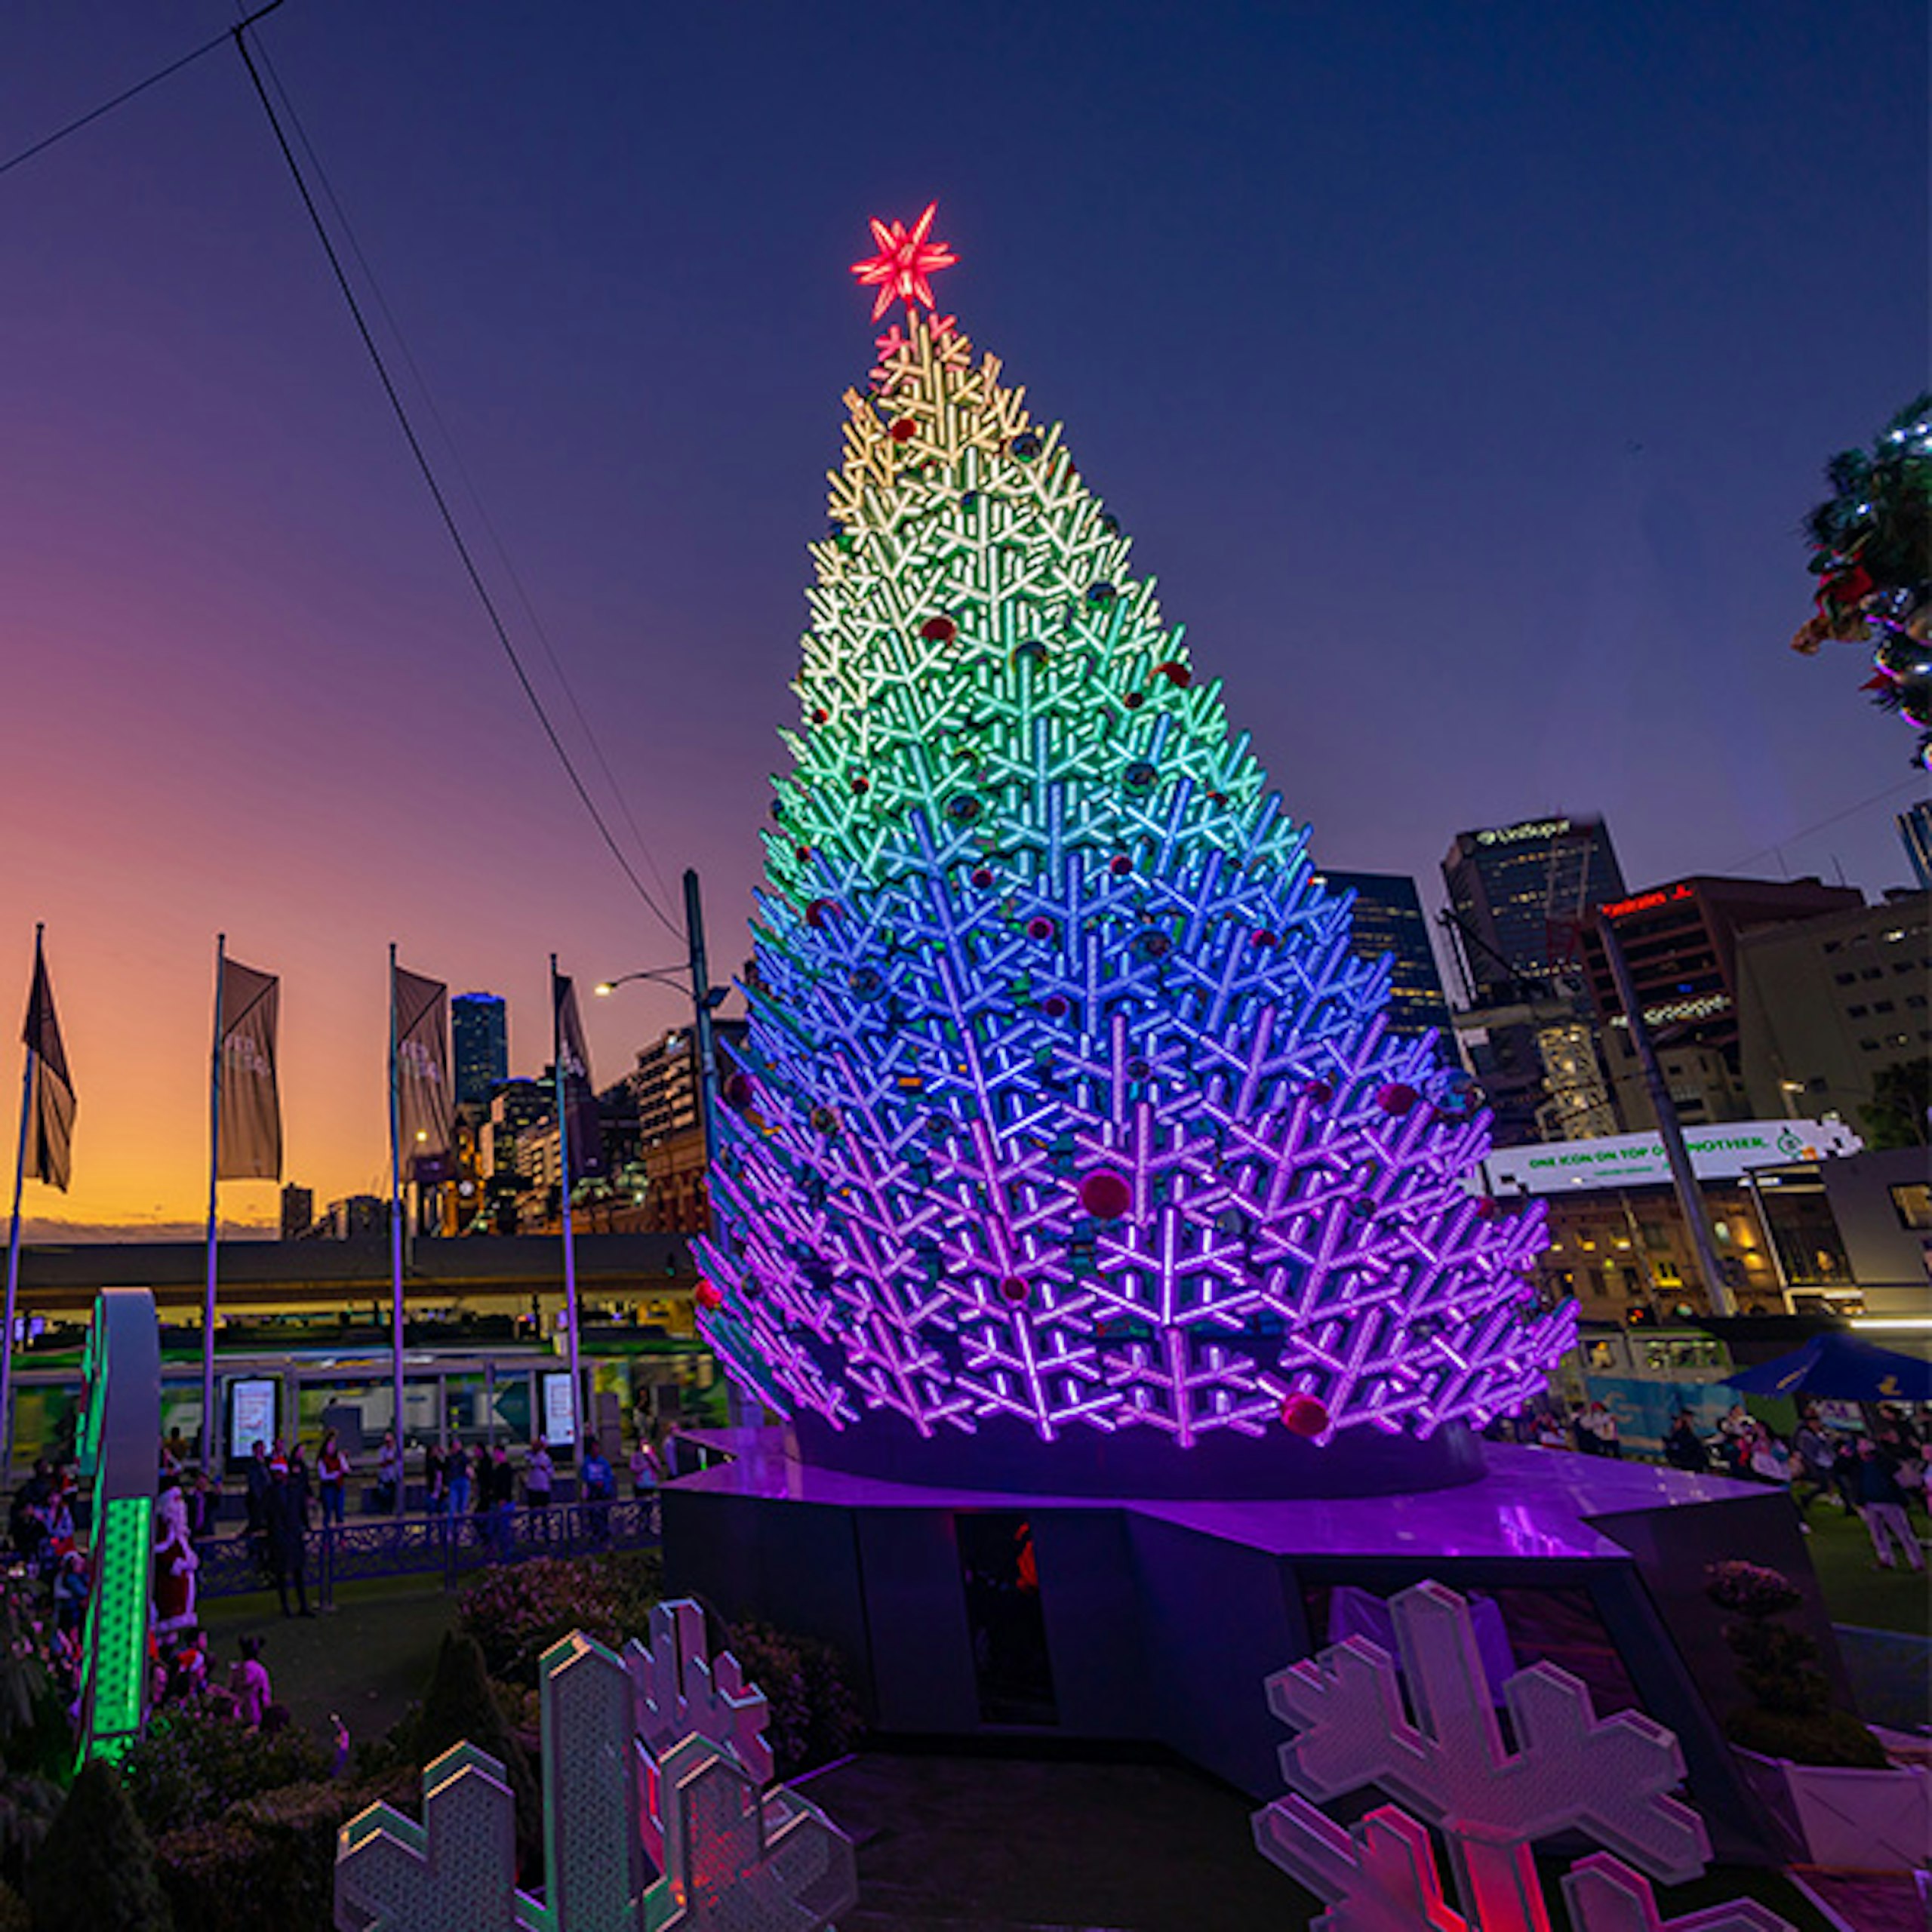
[[0, 1777, 60, 1894], [457, 1551, 663, 1684], [26, 1758, 171, 1932], [0, 1880, 25, 1932], [722, 1620, 863, 1780], [118, 1703, 329, 1839], [410, 1634, 540, 1876], [152, 1770, 414, 1932], [1703, 1559, 1887, 1769]]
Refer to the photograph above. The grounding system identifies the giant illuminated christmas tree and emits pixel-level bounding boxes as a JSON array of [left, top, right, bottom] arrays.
[[694, 209, 1573, 1460]]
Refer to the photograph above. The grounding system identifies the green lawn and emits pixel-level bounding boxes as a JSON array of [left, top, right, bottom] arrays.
[[199, 1580, 457, 1753], [1801, 1500, 1932, 1638]]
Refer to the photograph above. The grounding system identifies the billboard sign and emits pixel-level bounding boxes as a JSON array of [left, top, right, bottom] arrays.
[[1482, 1118, 1863, 1196]]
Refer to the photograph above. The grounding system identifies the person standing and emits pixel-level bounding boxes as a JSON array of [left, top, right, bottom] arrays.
[[1854, 1436, 1925, 1572], [629, 1432, 663, 1497], [374, 1432, 403, 1514], [263, 1461, 312, 1617], [525, 1440, 553, 1540], [580, 1434, 614, 1548], [229, 1635, 272, 1727], [445, 1438, 471, 1521], [316, 1429, 350, 1527], [1792, 1412, 1839, 1516], [488, 1444, 515, 1559], [423, 1440, 446, 1518]]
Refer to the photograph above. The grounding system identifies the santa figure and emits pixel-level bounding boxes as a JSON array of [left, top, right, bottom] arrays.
[[153, 1478, 198, 1638]]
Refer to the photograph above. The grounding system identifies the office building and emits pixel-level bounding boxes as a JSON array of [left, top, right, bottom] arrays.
[[1900, 801, 1932, 892], [278, 1184, 313, 1241], [1316, 869, 1453, 1045], [623, 1020, 750, 1233], [1441, 816, 1626, 1003], [1581, 875, 1862, 1129], [1735, 889, 1930, 1127], [452, 992, 509, 1109]]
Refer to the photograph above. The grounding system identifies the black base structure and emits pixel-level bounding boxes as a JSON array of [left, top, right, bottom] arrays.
[[663, 1429, 1857, 1863]]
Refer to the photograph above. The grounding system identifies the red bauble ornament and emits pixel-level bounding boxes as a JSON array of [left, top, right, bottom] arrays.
[[694, 1279, 725, 1313], [1109, 854, 1134, 875], [1152, 660, 1192, 688], [811, 707, 829, 724], [971, 866, 994, 888], [889, 417, 918, 442], [1079, 1171, 1132, 1220], [1026, 915, 1057, 941], [1821, 562, 1874, 608], [851, 775, 869, 793], [805, 898, 838, 928], [1473, 1196, 1500, 1220], [723, 1072, 755, 1112], [1251, 930, 1278, 948], [998, 1274, 1031, 1305], [1302, 1078, 1334, 1105], [920, 615, 958, 643], [1042, 994, 1069, 1018], [1279, 1393, 1328, 1437], [1123, 691, 1145, 709], [1376, 1082, 1420, 1115]]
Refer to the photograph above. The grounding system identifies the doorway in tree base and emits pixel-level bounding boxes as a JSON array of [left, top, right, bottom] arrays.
[[955, 1511, 1057, 1725]]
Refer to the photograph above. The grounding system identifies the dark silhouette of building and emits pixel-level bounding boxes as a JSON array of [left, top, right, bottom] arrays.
[[1582, 874, 1863, 1129], [1317, 869, 1453, 1046], [1441, 816, 1626, 1003], [452, 992, 509, 1108], [278, 1184, 313, 1241]]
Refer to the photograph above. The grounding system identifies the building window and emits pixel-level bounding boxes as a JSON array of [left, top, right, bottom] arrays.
[[1862, 967, 1884, 980], [1833, 971, 1857, 986], [1909, 994, 1927, 1010], [1891, 1184, 1932, 1232], [1859, 1038, 1881, 1051], [1847, 1004, 1869, 1017], [1873, 1001, 1897, 1015]]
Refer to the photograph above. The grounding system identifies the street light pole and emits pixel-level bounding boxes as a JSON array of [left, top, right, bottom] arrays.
[[683, 869, 723, 1229]]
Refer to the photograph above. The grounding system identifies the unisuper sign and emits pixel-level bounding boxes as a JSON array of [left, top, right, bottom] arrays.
[[1482, 1118, 1864, 1195]]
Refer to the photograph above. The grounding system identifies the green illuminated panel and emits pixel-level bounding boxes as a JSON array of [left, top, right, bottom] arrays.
[[78, 1495, 151, 1765]]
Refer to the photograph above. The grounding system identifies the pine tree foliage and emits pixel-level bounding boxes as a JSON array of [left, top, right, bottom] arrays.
[[696, 309, 1572, 1448], [26, 1759, 171, 1932]]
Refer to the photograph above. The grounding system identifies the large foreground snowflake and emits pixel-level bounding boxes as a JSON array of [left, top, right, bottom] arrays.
[[694, 228, 1574, 1450]]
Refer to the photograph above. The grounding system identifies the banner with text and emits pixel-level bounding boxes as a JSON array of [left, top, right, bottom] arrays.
[[217, 958, 281, 1180]]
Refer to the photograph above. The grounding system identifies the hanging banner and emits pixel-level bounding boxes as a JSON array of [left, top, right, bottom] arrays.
[[552, 971, 605, 1178], [217, 958, 281, 1180], [393, 965, 452, 1176], [21, 944, 74, 1192]]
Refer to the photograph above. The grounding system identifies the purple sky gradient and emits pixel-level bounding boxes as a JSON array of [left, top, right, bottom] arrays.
[[0, 1, 1922, 1229]]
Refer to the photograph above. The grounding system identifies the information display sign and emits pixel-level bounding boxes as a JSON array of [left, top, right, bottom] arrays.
[[229, 1378, 277, 1461]]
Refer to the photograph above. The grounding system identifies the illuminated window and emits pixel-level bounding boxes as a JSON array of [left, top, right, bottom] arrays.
[[1891, 1184, 1932, 1232]]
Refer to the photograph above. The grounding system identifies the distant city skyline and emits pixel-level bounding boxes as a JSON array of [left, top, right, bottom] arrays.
[[0, 2, 1921, 1232]]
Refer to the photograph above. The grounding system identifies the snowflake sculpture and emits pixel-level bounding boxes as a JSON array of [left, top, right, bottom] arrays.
[[334, 1605, 856, 1932], [693, 233, 1574, 1451], [1253, 1580, 1793, 1932]]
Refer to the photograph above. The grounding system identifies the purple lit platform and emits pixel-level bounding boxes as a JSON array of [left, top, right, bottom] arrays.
[[663, 1432, 1847, 1862]]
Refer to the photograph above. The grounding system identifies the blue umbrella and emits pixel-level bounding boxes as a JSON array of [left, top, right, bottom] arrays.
[[1724, 1331, 1932, 1403]]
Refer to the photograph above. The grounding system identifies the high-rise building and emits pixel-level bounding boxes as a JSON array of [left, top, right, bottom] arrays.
[[1900, 801, 1932, 892], [1441, 816, 1626, 1003], [1582, 875, 1864, 1130], [1736, 889, 1930, 1126], [452, 992, 509, 1108], [1315, 869, 1453, 1044], [623, 1020, 750, 1232], [278, 1183, 313, 1241]]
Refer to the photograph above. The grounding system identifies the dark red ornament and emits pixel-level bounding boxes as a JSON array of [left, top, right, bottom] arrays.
[[1278, 1392, 1328, 1437], [1079, 1171, 1132, 1220], [723, 1072, 755, 1112], [804, 898, 838, 928], [971, 866, 994, 888], [998, 1274, 1031, 1305], [1251, 930, 1278, 948], [1472, 1196, 1500, 1220], [889, 417, 918, 442], [1152, 660, 1192, 688], [1302, 1078, 1334, 1105], [694, 1278, 725, 1313], [1123, 691, 1144, 709], [1042, 994, 1069, 1018], [811, 707, 829, 724], [920, 615, 958, 643], [851, 775, 869, 793], [1026, 915, 1057, 941], [1109, 854, 1133, 876], [1376, 1082, 1420, 1115]]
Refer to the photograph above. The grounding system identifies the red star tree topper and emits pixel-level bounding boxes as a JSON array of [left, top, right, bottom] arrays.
[[851, 202, 957, 320]]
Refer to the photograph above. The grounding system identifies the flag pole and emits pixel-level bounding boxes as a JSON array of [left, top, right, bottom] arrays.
[[1, 925, 43, 1489], [200, 935, 226, 1475], [386, 944, 406, 1512], [552, 957, 583, 1465]]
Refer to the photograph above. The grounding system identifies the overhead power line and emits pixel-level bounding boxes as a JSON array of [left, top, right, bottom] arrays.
[[1718, 777, 1927, 875], [229, 23, 684, 940], [0, 0, 288, 181]]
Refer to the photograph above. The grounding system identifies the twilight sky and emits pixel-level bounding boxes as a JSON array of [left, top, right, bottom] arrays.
[[0, 1, 1924, 1235]]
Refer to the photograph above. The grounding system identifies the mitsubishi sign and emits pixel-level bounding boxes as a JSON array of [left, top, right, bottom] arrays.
[[1482, 1118, 1863, 1195]]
